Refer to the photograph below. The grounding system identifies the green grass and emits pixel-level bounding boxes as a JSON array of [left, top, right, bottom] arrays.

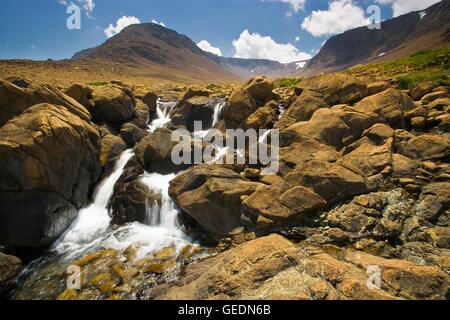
[[275, 77, 302, 88], [87, 81, 108, 87], [348, 46, 450, 89]]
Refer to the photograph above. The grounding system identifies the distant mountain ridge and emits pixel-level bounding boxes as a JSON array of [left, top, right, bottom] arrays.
[[72, 23, 302, 79], [303, 0, 450, 75]]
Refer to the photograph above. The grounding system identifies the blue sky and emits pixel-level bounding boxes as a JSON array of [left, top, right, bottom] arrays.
[[0, 0, 441, 62]]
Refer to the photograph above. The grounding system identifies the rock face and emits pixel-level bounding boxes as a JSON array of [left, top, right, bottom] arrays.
[[223, 77, 274, 129], [64, 83, 94, 109], [0, 78, 91, 126], [169, 165, 264, 238], [0, 253, 22, 293], [170, 96, 216, 131], [0, 104, 101, 247], [151, 234, 449, 300], [91, 85, 136, 123]]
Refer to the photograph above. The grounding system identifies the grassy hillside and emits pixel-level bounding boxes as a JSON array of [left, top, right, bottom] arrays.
[[347, 46, 450, 89]]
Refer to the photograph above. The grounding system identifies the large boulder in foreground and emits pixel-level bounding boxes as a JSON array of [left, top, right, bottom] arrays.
[[169, 165, 263, 238], [0, 78, 91, 126], [0, 104, 101, 247], [91, 85, 136, 123], [151, 234, 449, 300], [170, 96, 216, 131]]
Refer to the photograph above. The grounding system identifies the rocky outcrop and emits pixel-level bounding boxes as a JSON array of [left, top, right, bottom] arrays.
[[0, 103, 101, 247], [98, 127, 128, 176], [0, 252, 21, 293], [223, 77, 274, 129], [0, 78, 91, 126], [91, 85, 136, 123], [151, 234, 449, 300], [169, 165, 264, 238], [64, 83, 94, 109], [170, 96, 216, 131]]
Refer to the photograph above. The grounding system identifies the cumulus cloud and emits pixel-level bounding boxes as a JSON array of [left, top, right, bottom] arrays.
[[105, 16, 141, 38], [232, 30, 312, 63], [301, 0, 370, 37], [197, 40, 223, 56], [151, 19, 166, 27], [266, 0, 307, 14], [375, 0, 441, 17]]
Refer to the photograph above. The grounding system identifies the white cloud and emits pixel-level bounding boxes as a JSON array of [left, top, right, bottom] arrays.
[[151, 19, 166, 27], [232, 30, 312, 63], [294, 36, 300, 42], [104, 16, 141, 38], [301, 0, 370, 37], [375, 0, 440, 17], [197, 40, 223, 56], [266, 0, 307, 14]]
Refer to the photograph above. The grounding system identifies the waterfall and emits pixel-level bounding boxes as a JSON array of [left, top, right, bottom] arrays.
[[148, 99, 178, 133], [212, 101, 225, 127], [53, 149, 134, 256]]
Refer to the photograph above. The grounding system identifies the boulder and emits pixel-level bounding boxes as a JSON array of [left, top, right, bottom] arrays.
[[135, 91, 157, 114], [242, 182, 327, 231], [134, 99, 151, 124], [239, 101, 278, 130], [169, 165, 263, 238], [0, 78, 91, 126], [91, 85, 136, 123], [302, 74, 368, 105], [411, 82, 436, 101], [223, 77, 274, 129], [415, 182, 450, 223], [98, 127, 128, 176], [170, 96, 216, 131], [421, 91, 449, 105], [0, 104, 101, 247], [395, 130, 450, 161], [64, 83, 94, 109], [367, 81, 390, 96], [0, 253, 21, 293], [276, 89, 328, 129], [120, 122, 147, 147], [284, 160, 369, 205], [180, 87, 212, 101], [280, 136, 340, 167], [352, 88, 412, 128]]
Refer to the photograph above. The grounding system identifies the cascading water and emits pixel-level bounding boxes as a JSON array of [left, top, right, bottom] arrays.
[[148, 99, 178, 133], [212, 100, 226, 127]]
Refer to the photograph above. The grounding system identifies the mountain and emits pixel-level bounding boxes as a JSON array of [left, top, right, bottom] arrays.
[[72, 23, 238, 82], [72, 23, 302, 80], [304, 0, 450, 75]]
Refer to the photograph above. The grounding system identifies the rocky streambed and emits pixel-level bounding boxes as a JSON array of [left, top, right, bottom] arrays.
[[0, 75, 449, 300]]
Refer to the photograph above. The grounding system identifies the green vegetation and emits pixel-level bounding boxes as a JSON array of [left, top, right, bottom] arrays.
[[275, 77, 302, 88], [88, 81, 108, 87], [348, 46, 450, 89]]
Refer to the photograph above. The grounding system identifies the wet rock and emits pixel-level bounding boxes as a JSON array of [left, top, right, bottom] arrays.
[[170, 96, 216, 131], [134, 99, 151, 124], [0, 103, 101, 247], [120, 122, 147, 147], [99, 127, 128, 176], [0, 252, 22, 293]]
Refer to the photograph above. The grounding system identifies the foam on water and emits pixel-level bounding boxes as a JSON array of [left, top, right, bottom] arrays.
[[148, 99, 178, 133]]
